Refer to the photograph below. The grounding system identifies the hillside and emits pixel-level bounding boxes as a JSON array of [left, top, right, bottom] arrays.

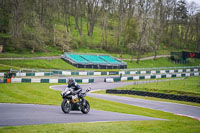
[[0, 0, 200, 64]]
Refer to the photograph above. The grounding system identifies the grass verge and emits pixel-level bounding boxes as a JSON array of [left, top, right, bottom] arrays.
[[0, 46, 62, 58], [94, 90, 200, 107], [1, 57, 200, 71], [0, 59, 76, 71], [114, 77, 200, 97], [0, 59, 120, 72], [126, 58, 200, 68]]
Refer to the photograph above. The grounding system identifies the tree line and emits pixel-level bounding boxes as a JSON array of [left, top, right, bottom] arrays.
[[0, 0, 200, 63]]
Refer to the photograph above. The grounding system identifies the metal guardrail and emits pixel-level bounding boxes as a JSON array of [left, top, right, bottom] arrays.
[[15, 65, 200, 72], [124, 66, 200, 71]]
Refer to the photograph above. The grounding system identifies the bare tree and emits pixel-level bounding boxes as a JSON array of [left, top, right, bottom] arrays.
[[10, 0, 24, 38], [152, 0, 162, 60], [195, 12, 200, 52], [185, 2, 199, 48], [86, 0, 100, 38], [72, 0, 86, 36], [135, 0, 154, 63]]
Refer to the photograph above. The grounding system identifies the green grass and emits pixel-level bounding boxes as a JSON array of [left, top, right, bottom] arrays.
[[0, 64, 21, 71], [1, 57, 200, 72], [0, 59, 76, 71], [0, 46, 63, 58], [126, 58, 200, 68], [0, 119, 199, 133], [0, 83, 200, 133], [0, 83, 62, 105], [74, 48, 135, 59], [114, 77, 200, 97], [0, 45, 187, 60], [0, 59, 121, 72], [0, 48, 170, 59]]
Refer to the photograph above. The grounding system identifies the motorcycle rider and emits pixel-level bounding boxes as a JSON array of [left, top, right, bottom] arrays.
[[67, 77, 82, 97]]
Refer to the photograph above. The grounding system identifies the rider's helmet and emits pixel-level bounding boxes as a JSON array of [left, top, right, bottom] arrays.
[[68, 77, 75, 86]]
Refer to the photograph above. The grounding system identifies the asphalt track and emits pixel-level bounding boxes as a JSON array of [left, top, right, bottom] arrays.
[[0, 80, 169, 127], [0, 103, 164, 127], [51, 82, 200, 120], [1, 79, 199, 127]]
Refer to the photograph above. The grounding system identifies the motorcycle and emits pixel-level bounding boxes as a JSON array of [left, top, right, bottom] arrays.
[[61, 87, 91, 114]]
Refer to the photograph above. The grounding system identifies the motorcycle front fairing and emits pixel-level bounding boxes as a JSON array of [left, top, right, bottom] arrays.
[[61, 87, 72, 98]]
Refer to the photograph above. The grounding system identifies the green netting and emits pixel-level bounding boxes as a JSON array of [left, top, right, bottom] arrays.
[[67, 54, 89, 63], [64, 53, 126, 66], [99, 55, 120, 64], [81, 55, 107, 64]]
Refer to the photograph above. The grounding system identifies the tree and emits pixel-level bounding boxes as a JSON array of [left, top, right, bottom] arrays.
[[184, 2, 199, 48], [152, 0, 162, 60], [123, 18, 138, 62], [10, 0, 24, 38], [86, 0, 100, 38], [194, 12, 200, 52], [100, 0, 111, 49], [176, 0, 188, 45], [54, 29, 71, 52], [72, 0, 86, 36], [135, 0, 154, 64]]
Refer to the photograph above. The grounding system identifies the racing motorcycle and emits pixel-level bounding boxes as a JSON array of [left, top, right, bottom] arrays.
[[61, 87, 91, 114]]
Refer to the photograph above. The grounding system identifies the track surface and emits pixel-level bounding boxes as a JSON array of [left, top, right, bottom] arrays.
[[1, 79, 199, 127], [0, 103, 164, 127], [0, 55, 169, 60], [51, 82, 200, 119]]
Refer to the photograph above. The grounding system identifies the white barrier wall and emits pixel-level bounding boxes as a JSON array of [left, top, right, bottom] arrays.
[[94, 72, 101, 76], [35, 72, 45, 76], [121, 77, 128, 81], [106, 78, 114, 83], [16, 73, 26, 77], [62, 71, 71, 75], [145, 75, 151, 79], [82, 79, 89, 83], [11, 78, 22, 83], [49, 79, 58, 83], [31, 78, 41, 83]]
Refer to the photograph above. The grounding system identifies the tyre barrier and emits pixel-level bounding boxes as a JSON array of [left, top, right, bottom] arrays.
[[1, 66, 200, 77], [104, 72, 200, 82], [3, 78, 94, 84], [106, 90, 200, 103]]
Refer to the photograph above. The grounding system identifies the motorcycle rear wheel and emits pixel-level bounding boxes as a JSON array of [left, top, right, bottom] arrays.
[[81, 100, 90, 114], [61, 99, 71, 113]]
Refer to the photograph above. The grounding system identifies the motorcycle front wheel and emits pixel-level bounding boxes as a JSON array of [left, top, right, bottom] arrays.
[[61, 99, 71, 113], [81, 100, 90, 114]]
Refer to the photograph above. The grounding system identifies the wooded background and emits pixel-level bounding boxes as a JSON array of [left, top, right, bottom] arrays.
[[0, 0, 200, 63]]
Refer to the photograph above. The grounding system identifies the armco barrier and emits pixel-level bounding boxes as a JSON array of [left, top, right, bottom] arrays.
[[104, 72, 200, 82], [1, 66, 200, 77], [106, 90, 200, 103], [0, 73, 4, 77], [3, 78, 94, 83]]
